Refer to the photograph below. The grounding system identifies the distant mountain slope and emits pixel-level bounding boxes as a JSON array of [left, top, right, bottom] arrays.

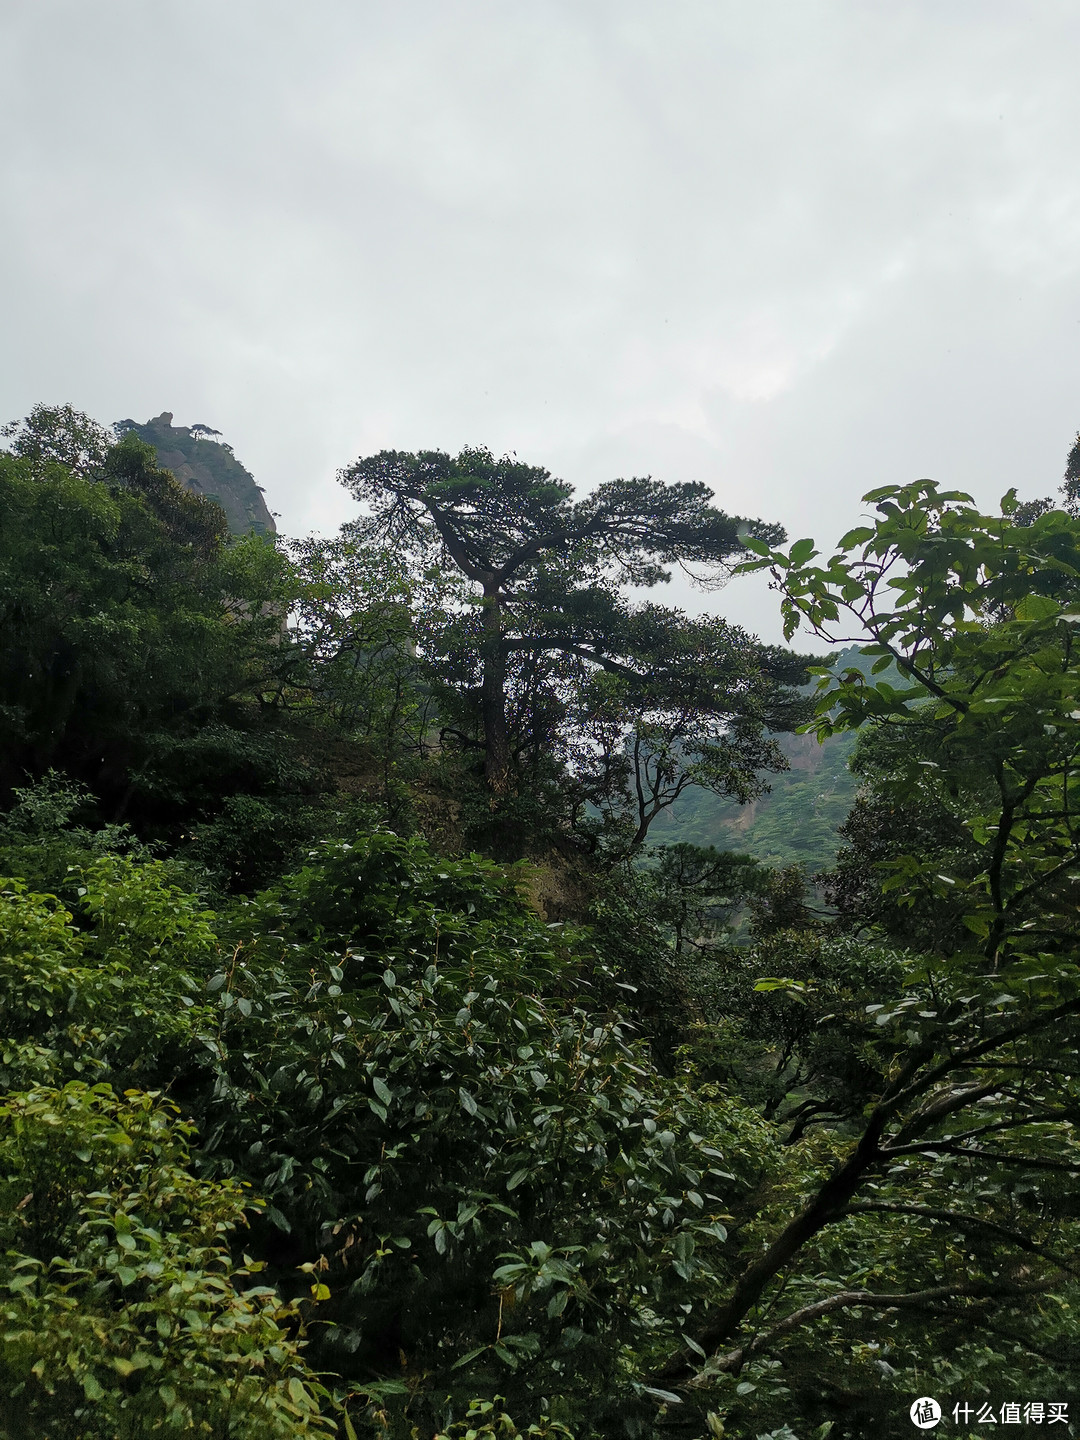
[[652, 646, 884, 872], [116, 412, 275, 536], [651, 727, 858, 873]]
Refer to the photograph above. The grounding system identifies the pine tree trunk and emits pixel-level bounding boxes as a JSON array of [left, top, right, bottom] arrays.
[[481, 588, 510, 792]]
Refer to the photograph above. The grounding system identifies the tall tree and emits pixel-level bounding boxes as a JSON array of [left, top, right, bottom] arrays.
[[0, 402, 113, 479], [0, 413, 290, 828], [340, 447, 810, 825]]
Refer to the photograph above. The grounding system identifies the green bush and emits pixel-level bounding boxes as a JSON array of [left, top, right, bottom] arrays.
[[0, 1083, 335, 1439]]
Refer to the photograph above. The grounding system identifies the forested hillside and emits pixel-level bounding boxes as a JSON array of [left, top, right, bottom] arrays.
[[656, 719, 857, 874], [658, 649, 908, 876], [1, 405, 1078, 1439]]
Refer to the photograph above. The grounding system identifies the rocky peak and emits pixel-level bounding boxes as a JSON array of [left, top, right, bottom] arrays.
[[116, 413, 275, 536]]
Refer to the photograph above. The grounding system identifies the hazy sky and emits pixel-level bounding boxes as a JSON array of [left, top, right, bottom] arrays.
[[4, 1, 1080, 643]]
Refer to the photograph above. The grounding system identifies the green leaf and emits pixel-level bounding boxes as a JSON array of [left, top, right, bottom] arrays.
[[642, 1386, 683, 1405], [459, 1087, 478, 1116], [451, 1346, 489, 1370], [1014, 594, 1059, 622]]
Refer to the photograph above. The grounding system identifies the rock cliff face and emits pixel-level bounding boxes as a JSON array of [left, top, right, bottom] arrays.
[[117, 413, 275, 536]]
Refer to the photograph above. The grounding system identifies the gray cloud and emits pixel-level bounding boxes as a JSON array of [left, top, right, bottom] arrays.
[[4, 0, 1080, 643]]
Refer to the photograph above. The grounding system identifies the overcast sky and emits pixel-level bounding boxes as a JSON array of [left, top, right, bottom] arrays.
[[4, 1, 1080, 645]]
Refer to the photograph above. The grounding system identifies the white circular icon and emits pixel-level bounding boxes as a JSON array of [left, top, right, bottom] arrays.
[[910, 1398, 942, 1429]]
